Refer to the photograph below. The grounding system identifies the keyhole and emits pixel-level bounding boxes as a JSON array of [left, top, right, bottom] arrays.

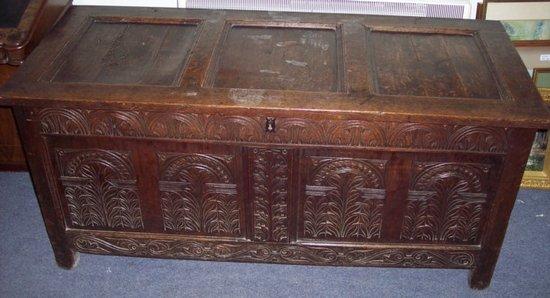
[[266, 117, 276, 133]]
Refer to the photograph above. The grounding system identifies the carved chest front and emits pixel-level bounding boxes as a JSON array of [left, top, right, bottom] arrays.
[[1, 6, 549, 290]]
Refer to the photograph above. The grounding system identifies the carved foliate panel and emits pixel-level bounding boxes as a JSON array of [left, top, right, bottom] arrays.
[[36, 108, 508, 153], [158, 152, 242, 237], [71, 233, 475, 269], [401, 162, 491, 244], [55, 148, 144, 229], [303, 157, 387, 241], [249, 148, 290, 242]]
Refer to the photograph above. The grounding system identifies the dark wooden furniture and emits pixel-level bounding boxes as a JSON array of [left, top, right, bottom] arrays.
[[1, 6, 549, 290], [0, 0, 71, 171], [0, 65, 23, 171]]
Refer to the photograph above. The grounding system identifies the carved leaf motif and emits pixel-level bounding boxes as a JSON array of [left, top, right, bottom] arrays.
[[71, 233, 476, 268], [39, 109, 90, 135], [401, 162, 490, 243], [203, 193, 241, 235], [388, 123, 447, 149], [147, 113, 208, 139], [250, 148, 289, 242], [36, 108, 507, 153], [304, 158, 386, 241], [343, 120, 386, 147], [56, 149, 143, 229], [449, 126, 507, 153], [88, 110, 145, 137], [160, 189, 202, 232], [206, 115, 264, 142], [158, 153, 241, 236], [270, 118, 322, 144]]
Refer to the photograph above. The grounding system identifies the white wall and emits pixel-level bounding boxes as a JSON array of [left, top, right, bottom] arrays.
[[72, 0, 478, 19], [485, 2, 550, 20]]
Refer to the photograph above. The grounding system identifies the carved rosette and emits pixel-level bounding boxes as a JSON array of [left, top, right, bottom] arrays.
[[55, 148, 144, 229], [70, 233, 475, 268], [303, 157, 387, 241], [400, 162, 491, 243], [249, 148, 290, 242], [158, 152, 242, 236], [35, 108, 508, 153]]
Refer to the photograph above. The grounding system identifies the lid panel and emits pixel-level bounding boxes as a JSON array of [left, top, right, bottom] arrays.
[[211, 25, 342, 92], [51, 20, 199, 86], [369, 30, 502, 100], [1, 7, 548, 128]]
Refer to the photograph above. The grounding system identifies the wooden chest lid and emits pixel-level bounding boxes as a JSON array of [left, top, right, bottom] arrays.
[[1, 6, 549, 128]]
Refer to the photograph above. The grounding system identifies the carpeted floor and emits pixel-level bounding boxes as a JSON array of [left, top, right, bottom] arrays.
[[0, 172, 549, 297]]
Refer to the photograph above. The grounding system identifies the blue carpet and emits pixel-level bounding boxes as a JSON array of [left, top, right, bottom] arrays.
[[1, 172, 549, 297]]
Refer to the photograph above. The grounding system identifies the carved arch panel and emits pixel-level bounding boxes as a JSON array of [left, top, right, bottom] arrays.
[[157, 152, 243, 237], [301, 155, 388, 242], [55, 148, 144, 230], [400, 162, 491, 244]]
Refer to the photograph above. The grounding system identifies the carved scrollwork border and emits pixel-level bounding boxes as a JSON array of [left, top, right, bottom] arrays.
[[35, 108, 508, 153], [69, 233, 476, 269]]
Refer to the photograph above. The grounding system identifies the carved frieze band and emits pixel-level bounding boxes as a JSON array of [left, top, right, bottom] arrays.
[[400, 162, 490, 244], [55, 148, 144, 229], [304, 157, 387, 241], [70, 233, 476, 268], [158, 152, 242, 236], [36, 108, 507, 153], [250, 148, 290, 242]]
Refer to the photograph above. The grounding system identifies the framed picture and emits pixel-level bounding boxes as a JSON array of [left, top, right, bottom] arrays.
[[533, 68, 550, 102], [522, 69, 550, 189], [479, 1, 550, 188], [478, 1, 550, 46], [522, 129, 550, 189], [501, 20, 550, 46]]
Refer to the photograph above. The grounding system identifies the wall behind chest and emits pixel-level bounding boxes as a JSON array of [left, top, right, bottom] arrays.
[[72, 0, 479, 18]]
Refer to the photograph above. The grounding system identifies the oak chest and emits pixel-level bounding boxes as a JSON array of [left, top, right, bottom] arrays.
[[1, 6, 549, 289]]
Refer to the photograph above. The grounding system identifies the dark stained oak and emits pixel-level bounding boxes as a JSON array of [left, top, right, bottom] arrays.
[[212, 25, 341, 92], [0, 65, 26, 171], [1, 6, 549, 290], [370, 31, 501, 99]]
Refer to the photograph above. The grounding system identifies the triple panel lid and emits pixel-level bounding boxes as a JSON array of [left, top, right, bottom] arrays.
[[1, 6, 548, 128]]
